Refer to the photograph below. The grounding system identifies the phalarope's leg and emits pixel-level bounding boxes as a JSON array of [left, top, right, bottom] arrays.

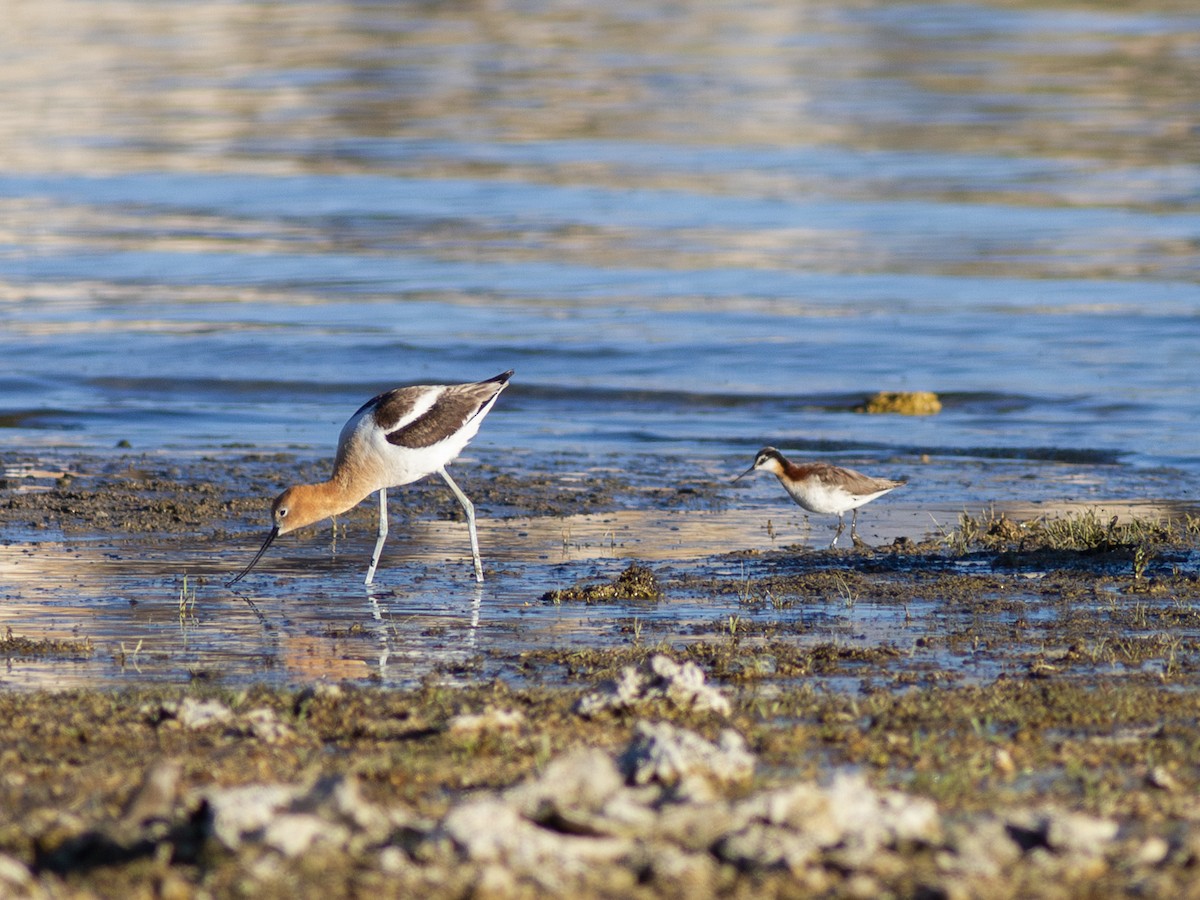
[[438, 467, 483, 582], [831, 512, 846, 549], [365, 487, 388, 585], [850, 508, 868, 548]]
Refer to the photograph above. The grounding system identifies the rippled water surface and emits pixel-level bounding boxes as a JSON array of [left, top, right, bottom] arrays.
[[2, 0, 1199, 687]]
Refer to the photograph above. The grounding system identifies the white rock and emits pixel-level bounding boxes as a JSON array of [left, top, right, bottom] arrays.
[[1041, 810, 1119, 856], [576, 655, 730, 717], [263, 813, 343, 858], [448, 707, 525, 738], [176, 697, 234, 730], [822, 772, 941, 867], [941, 817, 1022, 879], [0, 854, 32, 892], [206, 783, 300, 849], [120, 758, 181, 826], [1136, 835, 1170, 866], [441, 797, 630, 880], [292, 774, 394, 840], [653, 799, 739, 851], [721, 771, 941, 873], [240, 707, 294, 743], [716, 822, 822, 873], [619, 721, 754, 793], [504, 749, 657, 840]]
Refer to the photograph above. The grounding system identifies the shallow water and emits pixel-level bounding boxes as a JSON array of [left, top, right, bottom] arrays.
[[4, 492, 1198, 691], [2, 0, 1199, 687]]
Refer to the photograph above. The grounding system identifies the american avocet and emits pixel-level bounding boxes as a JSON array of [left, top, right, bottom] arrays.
[[733, 446, 906, 548], [228, 370, 513, 587]]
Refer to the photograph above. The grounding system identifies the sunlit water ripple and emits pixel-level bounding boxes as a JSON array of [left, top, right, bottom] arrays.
[[1, 1, 1198, 494]]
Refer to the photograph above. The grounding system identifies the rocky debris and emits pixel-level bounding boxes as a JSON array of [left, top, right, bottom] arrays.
[[205, 783, 306, 853], [576, 654, 731, 717], [204, 774, 402, 858], [717, 771, 941, 873], [542, 563, 662, 604], [447, 707, 526, 738], [1005, 808, 1121, 857], [236, 707, 295, 743], [145, 698, 294, 742], [440, 798, 631, 888], [505, 748, 657, 840], [23, 717, 1135, 898], [168, 697, 233, 730], [119, 758, 182, 828], [619, 721, 754, 797], [940, 808, 1123, 885], [0, 854, 33, 895], [229, 724, 1123, 895]]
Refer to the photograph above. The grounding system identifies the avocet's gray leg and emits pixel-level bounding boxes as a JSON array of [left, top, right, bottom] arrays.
[[438, 467, 483, 582], [365, 487, 388, 585]]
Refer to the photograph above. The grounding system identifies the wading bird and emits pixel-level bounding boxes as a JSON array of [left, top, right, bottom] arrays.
[[228, 370, 513, 587], [734, 446, 905, 547]]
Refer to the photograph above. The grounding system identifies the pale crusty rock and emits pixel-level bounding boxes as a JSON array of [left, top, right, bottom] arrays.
[[131, 709, 1136, 897], [237, 707, 294, 744], [576, 655, 730, 717], [262, 813, 343, 858], [716, 821, 823, 873], [506, 748, 656, 838], [290, 773, 396, 842], [651, 798, 740, 852], [0, 854, 34, 895], [203, 774, 396, 857], [205, 783, 301, 851], [619, 720, 754, 799], [939, 817, 1024, 879], [440, 798, 631, 879], [1004, 807, 1120, 857], [173, 697, 234, 730], [718, 772, 941, 872], [151, 698, 294, 743], [119, 758, 182, 828], [447, 707, 526, 738]]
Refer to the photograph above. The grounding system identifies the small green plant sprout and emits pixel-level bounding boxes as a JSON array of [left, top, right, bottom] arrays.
[[736, 562, 755, 604], [116, 639, 144, 673], [178, 574, 198, 624], [1132, 545, 1153, 580], [832, 572, 858, 608]]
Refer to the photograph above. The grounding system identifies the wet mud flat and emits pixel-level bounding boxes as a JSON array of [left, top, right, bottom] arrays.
[[4, 452, 1200, 897]]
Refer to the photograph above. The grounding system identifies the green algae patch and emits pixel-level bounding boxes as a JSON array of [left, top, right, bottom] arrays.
[[542, 562, 662, 604], [0, 631, 94, 659], [855, 390, 942, 415], [945, 506, 1197, 554]]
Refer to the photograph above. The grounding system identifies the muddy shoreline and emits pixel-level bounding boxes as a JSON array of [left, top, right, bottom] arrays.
[[4, 451, 1200, 896]]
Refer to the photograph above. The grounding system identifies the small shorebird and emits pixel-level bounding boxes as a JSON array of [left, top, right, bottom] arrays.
[[228, 370, 513, 587], [734, 446, 905, 548]]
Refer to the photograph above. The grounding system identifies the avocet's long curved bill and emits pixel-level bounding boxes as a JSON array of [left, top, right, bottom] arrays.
[[226, 526, 279, 588]]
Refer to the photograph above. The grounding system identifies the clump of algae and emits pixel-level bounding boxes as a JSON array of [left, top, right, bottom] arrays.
[[0, 630, 94, 658], [542, 563, 662, 604], [855, 391, 942, 416]]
